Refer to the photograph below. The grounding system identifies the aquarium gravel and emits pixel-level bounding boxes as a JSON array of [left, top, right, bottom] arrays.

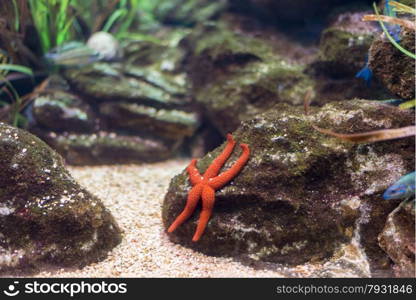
[[35, 160, 305, 278]]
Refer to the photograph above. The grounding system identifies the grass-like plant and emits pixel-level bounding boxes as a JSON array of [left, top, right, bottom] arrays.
[[362, 1, 416, 109], [0, 60, 34, 127], [363, 2, 416, 59], [94, 0, 158, 37], [28, 0, 76, 54]]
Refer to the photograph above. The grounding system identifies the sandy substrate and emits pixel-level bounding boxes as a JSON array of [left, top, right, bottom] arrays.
[[36, 159, 303, 278]]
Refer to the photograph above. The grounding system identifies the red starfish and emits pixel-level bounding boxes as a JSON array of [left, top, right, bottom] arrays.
[[168, 134, 250, 242]]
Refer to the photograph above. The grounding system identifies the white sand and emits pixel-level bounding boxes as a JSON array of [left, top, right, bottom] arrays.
[[36, 159, 303, 278]]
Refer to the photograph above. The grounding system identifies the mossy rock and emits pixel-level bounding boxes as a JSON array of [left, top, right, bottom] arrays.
[[187, 25, 314, 134], [123, 29, 191, 74], [369, 29, 415, 100], [64, 63, 185, 108], [314, 11, 377, 77], [34, 36, 198, 165], [162, 99, 414, 273], [99, 102, 199, 140], [38, 131, 178, 166], [0, 123, 121, 273], [32, 91, 97, 133]]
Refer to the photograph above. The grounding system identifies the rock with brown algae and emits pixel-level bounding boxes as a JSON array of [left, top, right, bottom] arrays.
[[0, 123, 121, 274], [162, 99, 414, 277]]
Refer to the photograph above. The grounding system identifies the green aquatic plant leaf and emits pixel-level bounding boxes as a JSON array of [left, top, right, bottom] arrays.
[[373, 2, 416, 59], [57, 16, 76, 46], [0, 64, 33, 76], [102, 8, 128, 33], [399, 99, 416, 109], [12, 0, 20, 31], [390, 1, 416, 15], [117, 0, 141, 35], [28, 0, 76, 53], [0, 74, 22, 127]]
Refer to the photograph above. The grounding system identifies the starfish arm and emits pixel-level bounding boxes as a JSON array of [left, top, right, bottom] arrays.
[[192, 185, 215, 242], [187, 159, 202, 185], [203, 133, 236, 178], [168, 184, 203, 233], [209, 143, 250, 190]]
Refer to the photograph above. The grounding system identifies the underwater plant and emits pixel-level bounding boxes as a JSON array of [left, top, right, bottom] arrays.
[[0, 0, 161, 128], [0, 50, 34, 127], [365, 1, 416, 59], [356, 1, 416, 90], [28, 0, 159, 56], [28, 0, 76, 54]]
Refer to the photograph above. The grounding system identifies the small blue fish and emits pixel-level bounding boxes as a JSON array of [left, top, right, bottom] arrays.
[[384, 0, 401, 42], [379, 99, 405, 106], [355, 56, 373, 86], [383, 171, 415, 200]]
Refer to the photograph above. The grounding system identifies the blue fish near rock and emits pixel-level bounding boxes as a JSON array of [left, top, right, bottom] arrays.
[[383, 171, 415, 201], [384, 0, 401, 42], [355, 64, 373, 86], [355, 56, 373, 86]]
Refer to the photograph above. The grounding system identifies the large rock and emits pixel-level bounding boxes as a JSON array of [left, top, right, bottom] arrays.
[[306, 10, 394, 102], [99, 102, 199, 140], [162, 99, 414, 274], [187, 24, 314, 134], [312, 11, 378, 77], [378, 201, 415, 277], [40, 131, 178, 166], [0, 123, 121, 273], [29, 33, 200, 164], [32, 91, 97, 133], [64, 63, 186, 107], [369, 29, 415, 99]]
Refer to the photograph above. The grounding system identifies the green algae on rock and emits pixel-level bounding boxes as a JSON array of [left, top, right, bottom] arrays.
[[29, 33, 200, 165], [187, 24, 314, 134], [99, 102, 199, 140], [313, 11, 378, 77], [306, 10, 394, 102], [0, 123, 121, 273], [32, 91, 97, 133], [64, 63, 185, 107], [38, 131, 177, 166], [162, 99, 414, 274]]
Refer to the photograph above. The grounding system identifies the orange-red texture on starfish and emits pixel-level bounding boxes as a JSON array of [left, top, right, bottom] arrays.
[[167, 133, 250, 242]]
